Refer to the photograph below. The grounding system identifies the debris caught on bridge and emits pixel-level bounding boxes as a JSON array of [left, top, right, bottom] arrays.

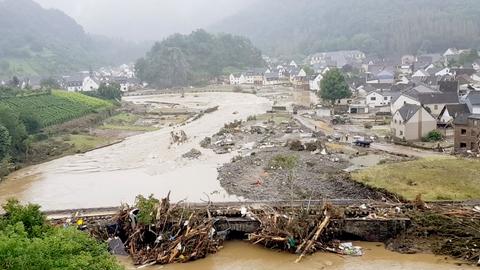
[[93, 193, 222, 266], [248, 203, 336, 263]]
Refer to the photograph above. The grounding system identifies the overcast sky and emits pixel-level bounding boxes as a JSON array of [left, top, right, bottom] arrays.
[[34, 0, 255, 41]]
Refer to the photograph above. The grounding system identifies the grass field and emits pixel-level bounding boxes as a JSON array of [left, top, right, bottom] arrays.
[[100, 113, 158, 132], [352, 157, 480, 201]]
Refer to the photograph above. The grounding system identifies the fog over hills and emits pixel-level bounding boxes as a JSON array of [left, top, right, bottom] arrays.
[[211, 0, 480, 58]]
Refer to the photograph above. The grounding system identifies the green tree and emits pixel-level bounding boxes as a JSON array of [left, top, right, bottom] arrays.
[[19, 113, 42, 134], [0, 200, 123, 270], [97, 83, 122, 100], [40, 77, 60, 89], [0, 125, 11, 161], [319, 69, 351, 105], [302, 65, 315, 76], [0, 106, 28, 159]]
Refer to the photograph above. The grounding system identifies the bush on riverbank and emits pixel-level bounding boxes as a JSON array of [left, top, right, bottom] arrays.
[[0, 199, 123, 270]]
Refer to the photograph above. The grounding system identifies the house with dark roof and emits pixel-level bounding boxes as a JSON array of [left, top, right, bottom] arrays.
[[390, 84, 458, 116], [391, 104, 437, 141], [438, 104, 469, 126]]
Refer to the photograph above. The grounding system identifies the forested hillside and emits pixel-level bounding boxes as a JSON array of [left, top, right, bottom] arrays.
[[135, 30, 264, 88], [212, 0, 480, 58], [0, 0, 147, 79]]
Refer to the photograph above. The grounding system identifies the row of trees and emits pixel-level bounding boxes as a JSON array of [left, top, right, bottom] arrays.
[[135, 29, 265, 88]]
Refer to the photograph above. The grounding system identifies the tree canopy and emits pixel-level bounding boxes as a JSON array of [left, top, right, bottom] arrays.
[[213, 0, 480, 57], [319, 69, 351, 104], [136, 29, 265, 88], [0, 199, 123, 270]]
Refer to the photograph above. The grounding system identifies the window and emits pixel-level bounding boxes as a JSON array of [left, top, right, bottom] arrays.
[[399, 131, 403, 136], [472, 130, 476, 137], [384, 97, 388, 100], [394, 119, 397, 124], [434, 105, 438, 110], [461, 129, 467, 135], [371, 97, 376, 101], [460, 142, 467, 148]]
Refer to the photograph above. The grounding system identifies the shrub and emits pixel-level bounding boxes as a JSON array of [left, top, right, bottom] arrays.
[[424, 130, 443, 142], [135, 194, 159, 225], [0, 199, 123, 270]]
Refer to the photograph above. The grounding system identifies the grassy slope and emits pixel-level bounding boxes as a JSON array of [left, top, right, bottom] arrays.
[[352, 157, 480, 201], [0, 91, 113, 127]]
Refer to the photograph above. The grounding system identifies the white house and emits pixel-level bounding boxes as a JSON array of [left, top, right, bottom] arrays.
[[464, 91, 480, 114], [412, 69, 429, 80], [391, 93, 421, 114], [289, 60, 298, 67], [82, 76, 99, 92], [435, 68, 452, 77], [65, 75, 99, 92], [366, 91, 394, 107], [309, 74, 323, 91], [229, 73, 247, 85], [391, 104, 437, 141]]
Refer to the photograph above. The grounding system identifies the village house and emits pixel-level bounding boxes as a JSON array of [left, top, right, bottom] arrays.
[[438, 104, 469, 126], [309, 73, 323, 91], [309, 50, 365, 68], [229, 73, 246, 85], [453, 91, 480, 151], [390, 84, 458, 116], [366, 67, 395, 85], [453, 114, 480, 152], [391, 104, 437, 141], [63, 74, 99, 92], [365, 90, 396, 107], [411, 69, 429, 81], [263, 72, 281, 86], [245, 68, 266, 85]]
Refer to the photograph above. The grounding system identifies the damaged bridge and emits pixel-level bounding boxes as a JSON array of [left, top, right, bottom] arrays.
[[46, 199, 414, 242]]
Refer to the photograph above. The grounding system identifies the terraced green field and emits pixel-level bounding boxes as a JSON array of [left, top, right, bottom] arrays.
[[0, 91, 114, 127]]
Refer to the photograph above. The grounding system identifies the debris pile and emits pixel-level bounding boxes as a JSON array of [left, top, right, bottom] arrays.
[[170, 130, 188, 144], [387, 203, 480, 264], [182, 148, 202, 159], [103, 195, 222, 266], [248, 205, 334, 263]]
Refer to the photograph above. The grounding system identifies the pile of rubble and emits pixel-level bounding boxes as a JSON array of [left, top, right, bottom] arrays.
[[171, 130, 188, 144], [182, 148, 202, 159], [200, 116, 313, 155]]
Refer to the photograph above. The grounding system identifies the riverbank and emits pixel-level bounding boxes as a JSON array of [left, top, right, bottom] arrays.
[[0, 92, 272, 209]]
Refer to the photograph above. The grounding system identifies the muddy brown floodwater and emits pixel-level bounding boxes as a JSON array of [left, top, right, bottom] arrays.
[[118, 241, 475, 270], [0, 93, 271, 210]]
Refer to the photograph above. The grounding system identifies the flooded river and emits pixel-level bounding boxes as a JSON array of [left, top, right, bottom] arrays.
[[0, 92, 271, 210], [119, 241, 475, 270]]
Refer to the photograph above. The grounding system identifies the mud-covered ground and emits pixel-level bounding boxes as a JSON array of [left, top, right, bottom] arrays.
[[218, 147, 388, 201]]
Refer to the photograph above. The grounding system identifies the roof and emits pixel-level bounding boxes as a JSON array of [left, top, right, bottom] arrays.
[[453, 68, 476, 76], [397, 104, 421, 122], [442, 104, 470, 117], [454, 113, 480, 125], [417, 92, 458, 105], [465, 91, 480, 105], [453, 113, 470, 125], [412, 69, 429, 77], [438, 81, 458, 93]]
